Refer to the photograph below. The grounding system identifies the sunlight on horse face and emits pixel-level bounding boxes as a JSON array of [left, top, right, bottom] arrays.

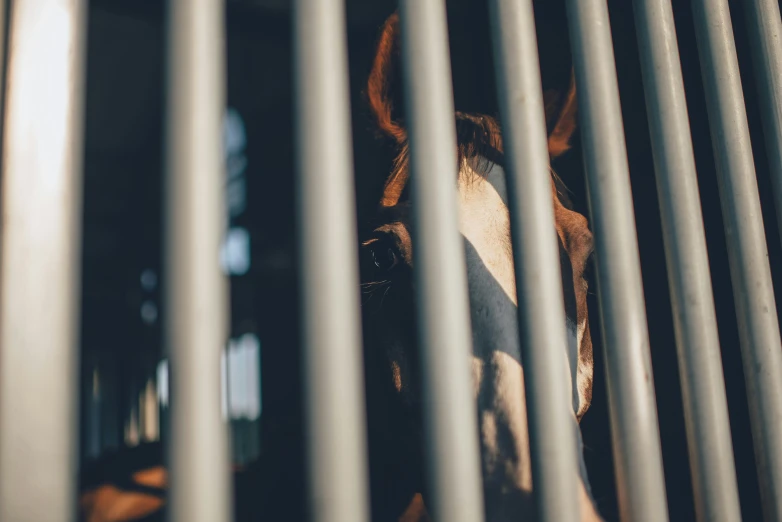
[[360, 157, 601, 522]]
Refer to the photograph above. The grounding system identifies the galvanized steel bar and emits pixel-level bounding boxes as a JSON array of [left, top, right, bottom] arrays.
[[487, 0, 580, 520], [164, 0, 232, 520], [0, 0, 87, 520], [292, 0, 371, 521], [692, 1, 782, 519], [746, 0, 782, 244], [632, 1, 741, 520], [397, 1, 486, 521], [564, 1, 669, 520]]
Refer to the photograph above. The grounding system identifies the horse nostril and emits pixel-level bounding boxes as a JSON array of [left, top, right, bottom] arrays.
[[372, 247, 398, 272]]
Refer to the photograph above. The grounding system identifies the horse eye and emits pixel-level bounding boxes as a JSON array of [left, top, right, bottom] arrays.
[[372, 247, 398, 271], [583, 251, 596, 284]]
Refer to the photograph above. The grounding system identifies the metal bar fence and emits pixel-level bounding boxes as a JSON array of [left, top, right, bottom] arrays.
[[292, 0, 371, 521], [3, 1, 782, 522], [0, 1, 87, 521], [163, 0, 232, 521], [487, 1, 581, 521], [691, 1, 782, 520], [396, 1, 486, 521], [631, 1, 742, 521], [564, 0, 670, 520]]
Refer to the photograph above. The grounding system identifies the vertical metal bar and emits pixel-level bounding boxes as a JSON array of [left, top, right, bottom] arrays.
[[692, 1, 782, 519], [397, 2, 485, 521], [164, 0, 232, 520], [0, 0, 86, 520], [487, 1, 580, 521], [746, 0, 782, 243], [632, 1, 742, 520], [292, 1, 370, 521], [564, 1, 669, 520]]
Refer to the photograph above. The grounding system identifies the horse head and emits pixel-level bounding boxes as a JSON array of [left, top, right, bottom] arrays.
[[360, 12, 600, 522]]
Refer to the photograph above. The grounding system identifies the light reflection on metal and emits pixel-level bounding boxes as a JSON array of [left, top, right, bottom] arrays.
[[488, 0, 582, 519], [564, 0, 669, 519], [164, 0, 233, 518], [293, 0, 371, 520], [0, 0, 88, 520], [631, 0, 741, 519], [692, 1, 782, 517], [397, 1, 486, 520]]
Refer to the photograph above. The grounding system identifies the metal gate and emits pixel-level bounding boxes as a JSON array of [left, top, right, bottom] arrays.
[[0, 0, 781, 521]]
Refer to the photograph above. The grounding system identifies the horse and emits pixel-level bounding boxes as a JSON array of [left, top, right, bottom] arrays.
[[358, 12, 601, 522]]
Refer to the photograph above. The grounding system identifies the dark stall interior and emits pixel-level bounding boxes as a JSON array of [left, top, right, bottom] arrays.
[[78, 0, 781, 520]]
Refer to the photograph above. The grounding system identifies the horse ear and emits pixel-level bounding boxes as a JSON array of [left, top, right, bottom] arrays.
[[543, 69, 577, 158], [367, 12, 407, 144]]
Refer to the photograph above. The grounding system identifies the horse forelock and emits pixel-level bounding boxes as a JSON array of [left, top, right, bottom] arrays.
[[379, 112, 574, 207]]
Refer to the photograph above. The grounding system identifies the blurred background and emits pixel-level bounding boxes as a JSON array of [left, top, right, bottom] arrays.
[[77, 0, 781, 520]]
